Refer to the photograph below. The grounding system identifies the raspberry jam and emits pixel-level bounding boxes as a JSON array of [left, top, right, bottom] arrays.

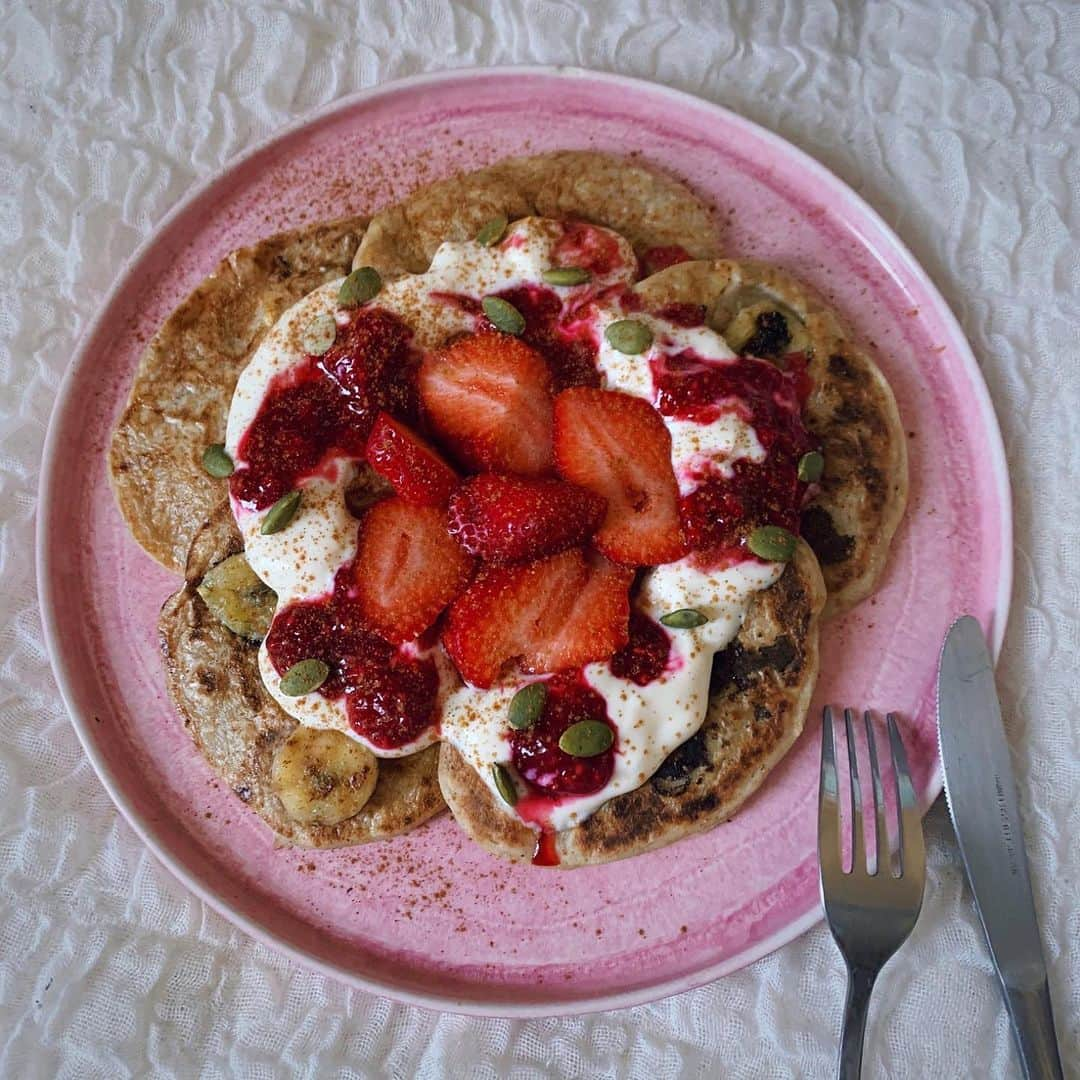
[[610, 611, 672, 685], [641, 244, 692, 276], [552, 221, 623, 276], [655, 302, 707, 328], [653, 350, 816, 562], [490, 284, 601, 390], [613, 609, 669, 682], [510, 673, 615, 797], [264, 551, 438, 750], [231, 309, 418, 510]]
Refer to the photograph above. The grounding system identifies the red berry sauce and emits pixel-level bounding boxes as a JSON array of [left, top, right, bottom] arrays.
[[490, 284, 601, 390], [264, 551, 438, 750], [641, 244, 692, 276], [231, 308, 419, 510], [552, 221, 624, 276], [609, 611, 672, 685], [655, 302, 707, 328], [510, 673, 615, 797], [652, 350, 816, 563]]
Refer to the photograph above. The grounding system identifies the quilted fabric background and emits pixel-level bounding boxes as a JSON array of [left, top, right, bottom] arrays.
[[2, 1, 1078, 1076]]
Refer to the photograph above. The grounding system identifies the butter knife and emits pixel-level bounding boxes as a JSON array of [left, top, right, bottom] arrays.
[[937, 615, 1064, 1080]]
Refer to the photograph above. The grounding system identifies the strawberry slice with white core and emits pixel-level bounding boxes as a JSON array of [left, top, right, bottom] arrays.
[[418, 331, 554, 475], [553, 387, 685, 566], [354, 497, 473, 644]]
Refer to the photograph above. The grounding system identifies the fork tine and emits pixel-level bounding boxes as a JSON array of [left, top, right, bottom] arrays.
[[864, 711, 887, 876], [844, 708, 865, 874], [818, 707, 842, 881], [886, 712, 926, 878]]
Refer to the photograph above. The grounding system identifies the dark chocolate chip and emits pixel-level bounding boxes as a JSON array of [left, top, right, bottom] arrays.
[[800, 505, 856, 566], [651, 731, 710, 797], [710, 637, 798, 695], [743, 310, 791, 358]]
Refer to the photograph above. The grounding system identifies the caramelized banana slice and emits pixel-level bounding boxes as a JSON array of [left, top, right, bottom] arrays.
[[720, 296, 812, 359], [196, 553, 277, 642], [270, 726, 379, 826]]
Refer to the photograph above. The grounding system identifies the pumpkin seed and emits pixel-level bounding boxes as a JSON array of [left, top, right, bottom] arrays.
[[279, 658, 329, 696], [491, 762, 518, 806], [659, 608, 708, 630], [260, 489, 302, 535], [482, 296, 526, 335], [748, 524, 797, 562], [542, 266, 591, 286], [301, 313, 337, 355], [475, 215, 508, 247], [798, 450, 824, 483], [338, 266, 382, 307], [508, 682, 547, 730], [605, 319, 653, 355], [202, 443, 234, 478], [558, 720, 614, 758]]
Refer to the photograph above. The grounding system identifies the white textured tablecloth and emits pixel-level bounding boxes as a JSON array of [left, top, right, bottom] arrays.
[[2, 2, 1078, 1076]]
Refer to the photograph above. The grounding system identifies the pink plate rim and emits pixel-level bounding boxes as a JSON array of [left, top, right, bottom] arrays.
[[35, 65, 1013, 1017]]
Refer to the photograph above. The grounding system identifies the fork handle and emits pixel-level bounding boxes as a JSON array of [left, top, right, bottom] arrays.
[[837, 964, 877, 1080]]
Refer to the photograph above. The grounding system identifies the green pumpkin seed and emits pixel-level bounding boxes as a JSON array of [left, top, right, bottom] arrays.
[[558, 720, 614, 758], [260, 489, 302, 535], [748, 524, 797, 562], [482, 296, 526, 335], [279, 658, 329, 696], [542, 266, 591, 286], [508, 682, 547, 730], [338, 266, 382, 308], [202, 443, 234, 478], [659, 608, 708, 630], [797, 450, 824, 483], [491, 762, 518, 806], [301, 313, 338, 355], [605, 319, 653, 355], [475, 215, 509, 247]]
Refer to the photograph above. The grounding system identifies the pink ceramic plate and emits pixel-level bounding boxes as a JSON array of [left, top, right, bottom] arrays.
[[37, 68, 1011, 1016]]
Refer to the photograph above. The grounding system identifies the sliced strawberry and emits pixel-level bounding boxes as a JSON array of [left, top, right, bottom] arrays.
[[354, 497, 473, 644], [521, 553, 632, 676], [418, 331, 554, 475], [442, 548, 631, 688], [553, 388, 685, 566], [446, 474, 605, 563], [365, 412, 458, 508]]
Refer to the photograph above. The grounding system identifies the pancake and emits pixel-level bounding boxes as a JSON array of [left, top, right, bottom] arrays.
[[352, 149, 722, 278], [159, 506, 445, 848], [438, 538, 826, 867], [111, 215, 368, 573], [633, 259, 908, 618]]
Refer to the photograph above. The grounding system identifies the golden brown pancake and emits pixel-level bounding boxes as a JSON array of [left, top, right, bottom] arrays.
[[352, 149, 722, 278], [438, 539, 826, 867], [115, 151, 901, 863], [159, 506, 445, 848], [111, 215, 368, 573], [633, 259, 908, 618]]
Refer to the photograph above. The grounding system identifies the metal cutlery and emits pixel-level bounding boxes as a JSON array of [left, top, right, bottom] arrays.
[[819, 707, 927, 1079]]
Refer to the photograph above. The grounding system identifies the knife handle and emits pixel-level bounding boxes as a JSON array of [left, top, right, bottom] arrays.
[[1003, 978, 1064, 1080]]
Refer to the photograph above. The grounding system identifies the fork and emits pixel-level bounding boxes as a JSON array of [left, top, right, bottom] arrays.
[[818, 708, 927, 1079]]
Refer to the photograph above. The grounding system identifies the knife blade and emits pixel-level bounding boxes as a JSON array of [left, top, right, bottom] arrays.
[[937, 615, 1064, 1080]]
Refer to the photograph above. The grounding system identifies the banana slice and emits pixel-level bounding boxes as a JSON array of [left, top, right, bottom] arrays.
[[196, 553, 277, 642], [714, 292, 812, 360], [270, 726, 378, 826]]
